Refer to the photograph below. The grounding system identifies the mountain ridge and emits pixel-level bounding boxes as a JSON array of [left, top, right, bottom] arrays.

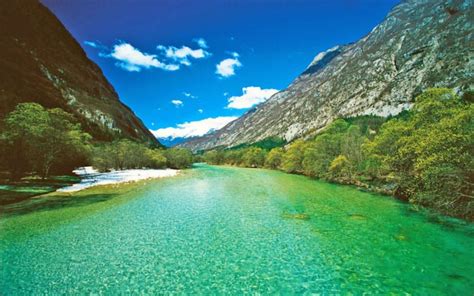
[[0, 0, 158, 144], [181, 0, 473, 151]]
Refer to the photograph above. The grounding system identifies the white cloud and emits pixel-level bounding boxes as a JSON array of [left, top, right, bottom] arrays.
[[110, 43, 179, 72], [84, 41, 98, 48], [227, 86, 279, 109], [151, 116, 237, 139], [171, 99, 183, 107], [198, 109, 203, 113], [183, 92, 197, 99], [216, 53, 242, 78], [193, 37, 208, 48], [157, 45, 210, 66]]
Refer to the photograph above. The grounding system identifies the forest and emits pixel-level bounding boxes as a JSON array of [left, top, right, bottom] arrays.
[[0, 103, 193, 180]]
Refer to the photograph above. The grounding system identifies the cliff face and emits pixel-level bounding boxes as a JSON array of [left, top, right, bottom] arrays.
[[0, 0, 158, 144], [182, 0, 473, 151]]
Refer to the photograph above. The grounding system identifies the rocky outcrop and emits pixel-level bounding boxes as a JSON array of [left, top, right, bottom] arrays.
[[0, 0, 158, 144], [182, 0, 473, 151]]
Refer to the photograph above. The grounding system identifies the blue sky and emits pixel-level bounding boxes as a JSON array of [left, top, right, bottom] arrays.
[[42, 0, 399, 142]]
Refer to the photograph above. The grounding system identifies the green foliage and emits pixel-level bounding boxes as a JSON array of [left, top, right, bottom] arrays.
[[164, 148, 193, 169], [281, 139, 306, 173], [328, 155, 352, 180], [199, 88, 473, 219], [145, 149, 167, 169], [202, 150, 226, 165], [201, 137, 285, 168], [301, 119, 360, 178], [224, 150, 245, 166], [366, 88, 473, 218], [231, 136, 286, 150], [1, 102, 196, 183], [264, 148, 284, 169], [91, 140, 169, 171], [345, 115, 386, 138], [91, 140, 192, 171], [1, 103, 91, 179], [302, 134, 340, 177], [242, 147, 266, 168]]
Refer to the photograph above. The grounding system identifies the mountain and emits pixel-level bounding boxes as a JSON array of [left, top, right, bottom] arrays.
[[181, 0, 473, 151], [0, 0, 158, 144], [158, 137, 189, 148]]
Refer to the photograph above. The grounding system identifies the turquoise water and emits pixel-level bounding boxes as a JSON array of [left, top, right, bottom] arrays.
[[1, 164, 473, 294]]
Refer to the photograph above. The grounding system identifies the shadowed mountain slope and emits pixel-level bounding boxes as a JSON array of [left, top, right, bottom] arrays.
[[0, 0, 159, 144]]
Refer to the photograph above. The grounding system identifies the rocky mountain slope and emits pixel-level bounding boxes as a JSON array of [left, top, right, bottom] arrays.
[[182, 0, 473, 151], [0, 0, 158, 144]]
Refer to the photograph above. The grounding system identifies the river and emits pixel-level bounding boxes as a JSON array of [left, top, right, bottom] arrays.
[[1, 164, 473, 294]]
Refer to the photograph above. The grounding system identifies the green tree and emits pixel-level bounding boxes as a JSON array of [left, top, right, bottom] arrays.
[[366, 88, 473, 218], [224, 150, 245, 166], [2, 103, 91, 178], [145, 149, 167, 169], [165, 148, 193, 169], [242, 147, 266, 168], [302, 133, 340, 177], [92, 140, 169, 171], [340, 125, 365, 173], [264, 148, 284, 169], [203, 150, 225, 165], [281, 139, 306, 173], [2, 103, 49, 178], [328, 155, 353, 181]]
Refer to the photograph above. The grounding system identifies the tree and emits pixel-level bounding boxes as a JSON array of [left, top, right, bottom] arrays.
[[165, 148, 193, 169], [264, 148, 284, 169], [2, 103, 91, 178], [340, 125, 365, 173], [365, 88, 473, 218], [322, 118, 350, 134], [203, 150, 225, 165], [224, 150, 245, 166], [2, 103, 50, 178], [145, 149, 167, 169], [302, 133, 340, 177], [242, 147, 266, 168], [328, 155, 353, 181], [91, 140, 170, 171], [281, 140, 306, 173]]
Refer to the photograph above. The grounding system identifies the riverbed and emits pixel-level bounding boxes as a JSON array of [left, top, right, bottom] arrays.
[[1, 164, 473, 294]]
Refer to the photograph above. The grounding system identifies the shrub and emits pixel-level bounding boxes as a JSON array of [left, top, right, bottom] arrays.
[[1, 103, 91, 178], [165, 148, 193, 169], [264, 148, 284, 169], [242, 147, 266, 168]]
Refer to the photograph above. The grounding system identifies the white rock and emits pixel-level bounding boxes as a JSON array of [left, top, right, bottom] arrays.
[[58, 166, 179, 192]]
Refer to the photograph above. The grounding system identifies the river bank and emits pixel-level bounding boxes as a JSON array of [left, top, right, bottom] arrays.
[[0, 167, 180, 208], [0, 174, 80, 206], [58, 167, 180, 192]]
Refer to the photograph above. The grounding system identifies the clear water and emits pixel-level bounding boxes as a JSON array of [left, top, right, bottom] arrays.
[[1, 164, 473, 294]]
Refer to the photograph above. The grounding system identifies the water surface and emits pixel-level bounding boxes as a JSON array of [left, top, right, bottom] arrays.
[[1, 164, 473, 294]]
